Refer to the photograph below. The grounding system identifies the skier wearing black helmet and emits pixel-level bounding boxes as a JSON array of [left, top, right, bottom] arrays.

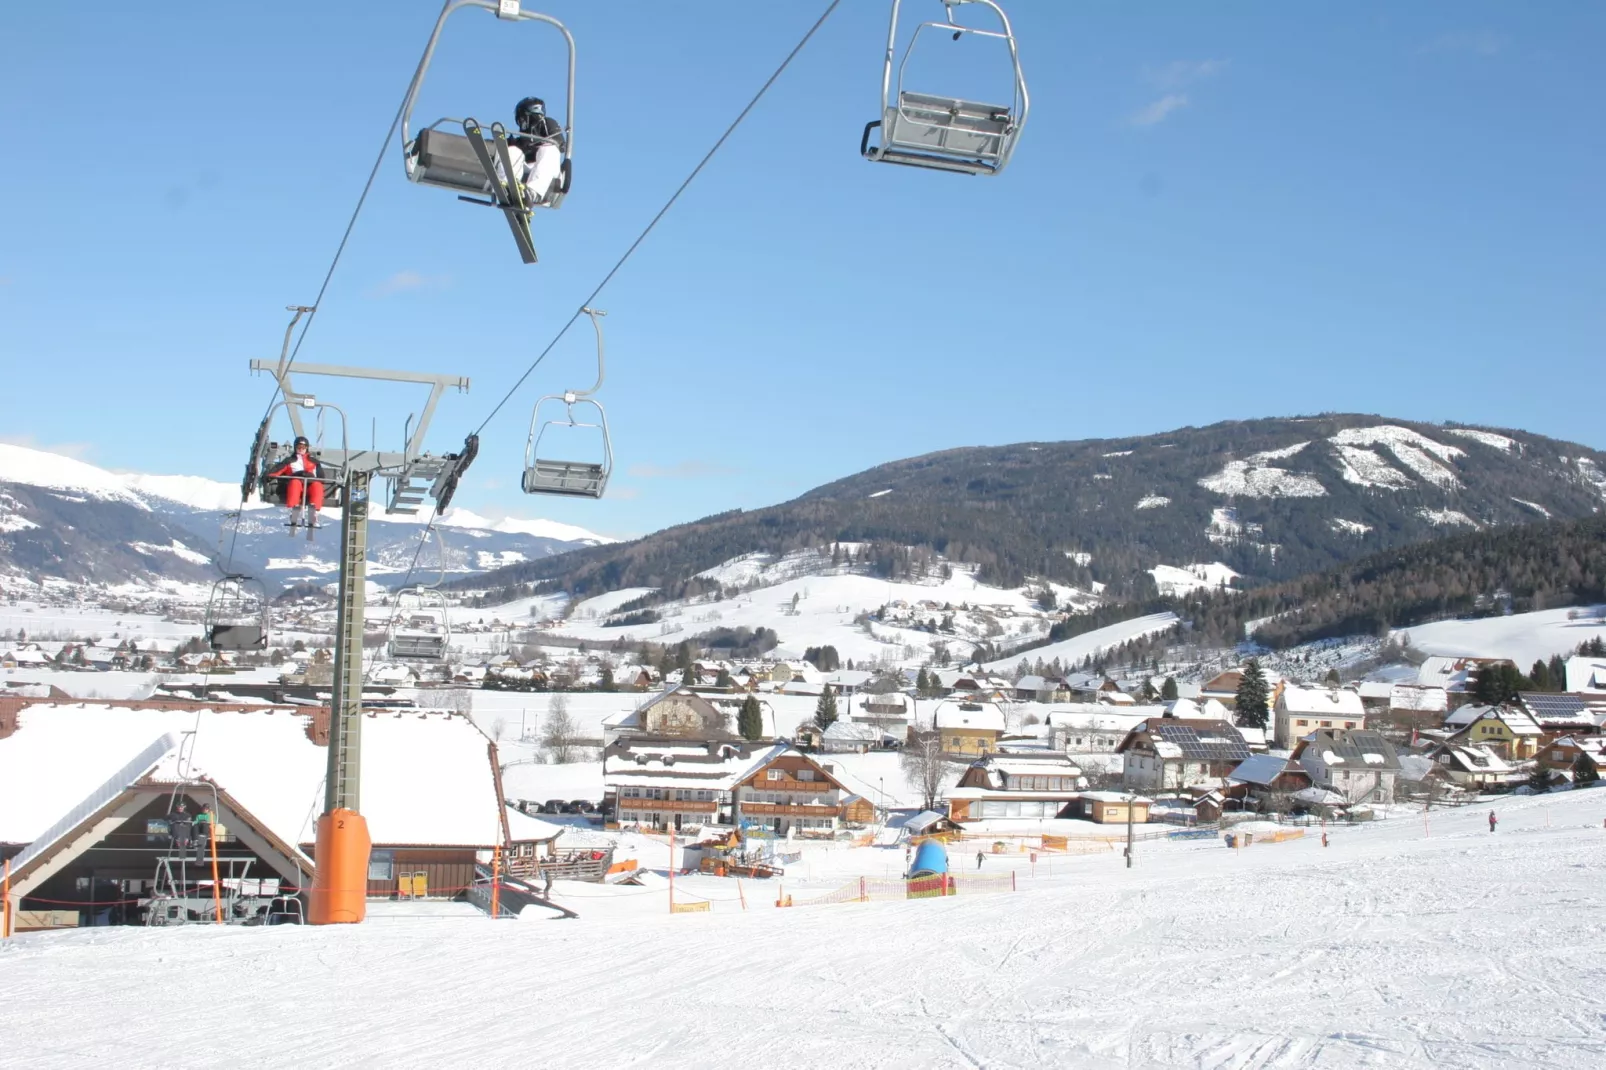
[[501, 96, 565, 208]]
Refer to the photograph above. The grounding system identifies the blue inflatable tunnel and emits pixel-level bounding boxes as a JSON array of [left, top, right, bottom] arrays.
[[909, 838, 949, 878]]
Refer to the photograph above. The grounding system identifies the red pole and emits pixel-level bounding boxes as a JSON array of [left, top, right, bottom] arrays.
[[3, 858, 11, 939], [1011, 870, 1017, 892], [668, 827, 675, 913], [859, 876, 866, 903]]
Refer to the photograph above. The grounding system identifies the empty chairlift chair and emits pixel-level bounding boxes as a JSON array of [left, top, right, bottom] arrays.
[[205, 575, 270, 652], [861, 0, 1029, 177], [385, 530, 452, 662], [522, 307, 612, 499]]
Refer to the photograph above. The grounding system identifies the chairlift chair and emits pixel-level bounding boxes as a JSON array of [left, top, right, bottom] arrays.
[[861, 0, 1029, 177], [522, 306, 613, 499], [206, 575, 271, 652], [386, 529, 453, 662], [399, 1, 577, 264], [247, 398, 350, 510]]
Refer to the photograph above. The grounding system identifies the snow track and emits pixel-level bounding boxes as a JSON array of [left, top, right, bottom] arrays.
[[7, 786, 1603, 1067]]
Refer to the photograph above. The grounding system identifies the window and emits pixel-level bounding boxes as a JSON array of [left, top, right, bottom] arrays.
[[1321, 721, 1332, 728], [368, 849, 395, 881], [798, 769, 815, 781], [1297, 719, 1308, 727], [1344, 722, 1356, 729], [767, 769, 782, 780]]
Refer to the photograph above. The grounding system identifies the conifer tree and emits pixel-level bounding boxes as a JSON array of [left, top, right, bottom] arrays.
[[738, 694, 764, 740], [1161, 676, 1179, 701], [916, 667, 931, 695], [1235, 660, 1270, 729], [715, 667, 733, 689], [814, 685, 839, 731]]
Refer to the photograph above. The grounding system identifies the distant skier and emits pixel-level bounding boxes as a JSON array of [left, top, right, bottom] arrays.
[[1488, 810, 1498, 834], [501, 96, 565, 208], [267, 436, 325, 526], [976, 849, 985, 870]]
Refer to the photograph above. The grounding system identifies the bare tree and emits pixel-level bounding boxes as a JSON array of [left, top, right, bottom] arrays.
[[542, 694, 579, 764], [901, 729, 956, 812]]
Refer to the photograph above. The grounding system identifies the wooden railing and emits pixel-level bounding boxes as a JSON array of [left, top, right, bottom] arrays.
[[739, 803, 840, 817], [616, 798, 717, 813]]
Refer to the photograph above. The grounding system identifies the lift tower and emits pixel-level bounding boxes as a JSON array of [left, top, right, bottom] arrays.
[[248, 341, 476, 924]]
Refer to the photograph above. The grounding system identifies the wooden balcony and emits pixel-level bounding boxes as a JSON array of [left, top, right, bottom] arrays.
[[617, 798, 717, 813], [748, 777, 836, 793], [740, 803, 841, 818]]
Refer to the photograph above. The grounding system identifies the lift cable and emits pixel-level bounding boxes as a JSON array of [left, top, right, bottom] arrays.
[[471, 0, 843, 437]]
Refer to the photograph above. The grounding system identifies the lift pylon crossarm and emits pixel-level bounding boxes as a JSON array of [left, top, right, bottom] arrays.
[[861, 0, 1028, 177]]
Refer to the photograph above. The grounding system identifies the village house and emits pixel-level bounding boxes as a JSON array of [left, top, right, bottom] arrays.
[[1063, 791, 1153, 825], [1444, 704, 1542, 761], [0, 702, 516, 927], [1536, 736, 1606, 782], [1516, 692, 1604, 738], [1290, 729, 1402, 805], [1199, 668, 1285, 712], [1424, 741, 1524, 790], [1226, 754, 1314, 813], [945, 755, 1086, 823], [821, 720, 885, 754], [1273, 685, 1366, 749], [931, 699, 1005, 757], [1012, 675, 1069, 703], [1116, 719, 1252, 792], [1045, 706, 1140, 755], [599, 686, 732, 747], [601, 739, 869, 835], [1416, 656, 1515, 709]]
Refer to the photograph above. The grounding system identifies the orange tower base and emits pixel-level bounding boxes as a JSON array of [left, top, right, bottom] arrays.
[[309, 809, 371, 925]]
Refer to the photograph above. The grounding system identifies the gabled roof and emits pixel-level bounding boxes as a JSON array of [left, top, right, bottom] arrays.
[[1446, 704, 1541, 736], [1517, 692, 1599, 727], [1293, 729, 1401, 770], [1277, 685, 1365, 718], [1430, 742, 1516, 773], [1117, 720, 1251, 763], [1564, 656, 1606, 694], [933, 699, 1005, 733], [1228, 754, 1308, 787]]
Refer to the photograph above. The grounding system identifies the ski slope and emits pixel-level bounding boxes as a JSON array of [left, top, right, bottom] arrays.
[[984, 612, 1180, 671], [1396, 605, 1606, 667], [2, 790, 1603, 1067]]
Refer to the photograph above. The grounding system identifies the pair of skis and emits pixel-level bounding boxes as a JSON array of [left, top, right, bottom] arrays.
[[286, 504, 320, 542], [462, 119, 539, 264]]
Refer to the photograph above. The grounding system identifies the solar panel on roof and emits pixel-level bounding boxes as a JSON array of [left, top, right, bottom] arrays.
[[1520, 693, 1589, 717]]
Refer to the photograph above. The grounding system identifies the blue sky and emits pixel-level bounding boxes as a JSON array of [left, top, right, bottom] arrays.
[[1, 1, 1601, 539]]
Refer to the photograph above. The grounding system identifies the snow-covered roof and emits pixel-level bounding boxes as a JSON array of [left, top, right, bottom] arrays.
[[1564, 656, 1606, 694], [1043, 706, 1141, 733], [823, 721, 880, 742], [0, 704, 507, 849], [933, 700, 1005, 733], [605, 741, 789, 791], [1077, 790, 1152, 804], [1277, 685, 1365, 718], [1390, 685, 1448, 712], [1445, 704, 1541, 735]]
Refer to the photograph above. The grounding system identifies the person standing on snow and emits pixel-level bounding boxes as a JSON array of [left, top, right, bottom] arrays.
[[976, 849, 985, 870], [268, 436, 325, 523], [1489, 810, 1498, 833], [503, 96, 565, 208]]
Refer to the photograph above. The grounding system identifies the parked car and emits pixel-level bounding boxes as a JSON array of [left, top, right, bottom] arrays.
[[541, 799, 569, 814], [568, 800, 596, 814]]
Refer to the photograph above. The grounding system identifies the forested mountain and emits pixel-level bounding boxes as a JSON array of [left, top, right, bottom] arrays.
[[469, 415, 1606, 602], [1182, 515, 1606, 650]]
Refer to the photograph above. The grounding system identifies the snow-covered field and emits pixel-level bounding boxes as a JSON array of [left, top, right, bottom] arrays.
[[983, 612, 1180, 672], [4, 789, 1604, 1067], [1397, 606, 1606, 667]]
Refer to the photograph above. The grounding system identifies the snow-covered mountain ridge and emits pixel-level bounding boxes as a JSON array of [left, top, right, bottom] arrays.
[[0, 443, 611, 592], [472, 414, 1606, 607]]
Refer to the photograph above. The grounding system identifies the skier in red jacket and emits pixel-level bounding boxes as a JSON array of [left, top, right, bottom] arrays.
[[267, 436, 325, 523]]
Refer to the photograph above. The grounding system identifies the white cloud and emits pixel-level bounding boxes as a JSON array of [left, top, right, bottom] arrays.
[[367, 271, 451, 297], [1130, 93, 1190, 128], [0, 433, 96, 460]]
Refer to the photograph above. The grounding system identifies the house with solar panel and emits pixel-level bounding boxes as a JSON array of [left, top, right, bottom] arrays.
[[1115, 719, 1252, 792], [1516, 692, 1605, 738]]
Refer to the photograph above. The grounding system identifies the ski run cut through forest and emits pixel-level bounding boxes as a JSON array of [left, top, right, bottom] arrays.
[[3, 788, 1605, 1068]]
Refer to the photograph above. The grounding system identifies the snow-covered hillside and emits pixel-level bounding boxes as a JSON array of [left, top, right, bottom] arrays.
[[1396, 605, 1606, 667], [523, 549, 1101, 669], [3, 788, 1602, 1067]]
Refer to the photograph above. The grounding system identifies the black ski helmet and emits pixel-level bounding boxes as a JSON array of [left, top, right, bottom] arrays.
[[515, 97, 547, 133], [293, 435, 310, 451]]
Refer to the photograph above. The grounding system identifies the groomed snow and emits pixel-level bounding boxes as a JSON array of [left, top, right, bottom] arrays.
[[4, 789, 1604, 1067], [1395, 605, 1606, 668], [983, 612, 1179, 671], [1330, 426, 1464, 489], [1511, 498, 1552, 519], [1149, 563, 1239, 597], [1135, 495, 1170, 510], [1417, 508, 1478, 528], [1198, 444, 1326, 499], [1447, 428, 1516, 452], [1330, 518, 1372, 535]]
